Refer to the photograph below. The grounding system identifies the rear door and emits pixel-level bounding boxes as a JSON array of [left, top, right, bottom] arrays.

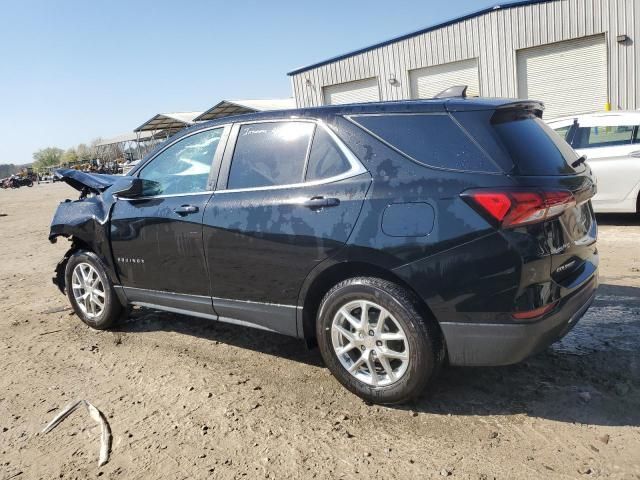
[[203, 119, 370, 335]]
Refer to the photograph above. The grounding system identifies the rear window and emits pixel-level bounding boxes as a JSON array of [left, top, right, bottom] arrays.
[[350, 114, 500, 172], [491, 111, 582, 175]]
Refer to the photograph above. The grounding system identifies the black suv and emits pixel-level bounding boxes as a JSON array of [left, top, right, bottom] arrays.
[[50, 96, 598, 404]]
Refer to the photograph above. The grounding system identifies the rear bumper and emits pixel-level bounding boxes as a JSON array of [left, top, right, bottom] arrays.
[[440, 273, 598, 366]]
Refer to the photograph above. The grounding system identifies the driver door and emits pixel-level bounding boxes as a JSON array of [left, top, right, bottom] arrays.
[[110, 126, 229, 316]]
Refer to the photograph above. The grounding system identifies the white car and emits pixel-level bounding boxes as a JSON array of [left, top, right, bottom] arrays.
[[548, 111, 640, 213]]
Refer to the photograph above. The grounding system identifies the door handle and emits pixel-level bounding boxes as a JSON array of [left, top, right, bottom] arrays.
[[630, 150, 640, 158], [173, 205, 199, 215], [303, 196, 340, 210]]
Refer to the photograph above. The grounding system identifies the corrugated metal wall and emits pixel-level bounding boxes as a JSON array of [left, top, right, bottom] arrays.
[[290, 0, 639, 112]]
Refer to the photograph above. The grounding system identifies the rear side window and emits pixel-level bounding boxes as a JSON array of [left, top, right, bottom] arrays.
[[227, 122, 314, 189], [573, 125, 636, 149], [305, 127, 351, 181], [350, 114, 499, 172], [491, 111, 582, 175]]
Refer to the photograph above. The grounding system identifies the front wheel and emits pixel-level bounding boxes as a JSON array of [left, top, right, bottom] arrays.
[[316, 277, 443, 405], [65, 251, 122, 330]]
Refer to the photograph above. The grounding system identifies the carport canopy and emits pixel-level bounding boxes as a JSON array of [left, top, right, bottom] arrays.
[[134, 112, 203, 132], [96, 131, 155, 146], [194, 98, 296, 122]]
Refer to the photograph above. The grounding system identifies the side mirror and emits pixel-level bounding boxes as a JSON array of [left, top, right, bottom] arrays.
[[113, 177, 161, 198]]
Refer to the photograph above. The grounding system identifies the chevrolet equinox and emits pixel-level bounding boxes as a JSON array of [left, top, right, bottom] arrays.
[[50, 94, 598, 404]]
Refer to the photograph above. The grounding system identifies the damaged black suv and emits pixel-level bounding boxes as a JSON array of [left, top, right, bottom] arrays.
[[50, 95, 598, 404]]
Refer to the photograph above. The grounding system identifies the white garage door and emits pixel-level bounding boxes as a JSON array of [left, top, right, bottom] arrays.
[[517, 34, 608, 120], [323, 77, 380, 105], [409, 58, 480, 99]]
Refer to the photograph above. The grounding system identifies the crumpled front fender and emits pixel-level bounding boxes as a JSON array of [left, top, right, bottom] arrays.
[[49, 196, 119, 289]]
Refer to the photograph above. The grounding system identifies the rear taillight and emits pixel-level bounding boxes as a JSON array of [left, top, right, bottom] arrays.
[[462, 189, 576, 228]]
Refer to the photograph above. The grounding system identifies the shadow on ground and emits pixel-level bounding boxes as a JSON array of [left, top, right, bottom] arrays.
[[115, 283, 640, 427], [595, 212, 640, 226]]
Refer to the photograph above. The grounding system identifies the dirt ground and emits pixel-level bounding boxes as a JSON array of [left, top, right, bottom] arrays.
[[1, 182, 639, 480]]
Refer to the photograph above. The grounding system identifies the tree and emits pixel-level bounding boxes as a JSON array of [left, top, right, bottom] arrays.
[[62, 148, 78, 165], [32, 148, 64, 169], [76, 143, 92, 162]]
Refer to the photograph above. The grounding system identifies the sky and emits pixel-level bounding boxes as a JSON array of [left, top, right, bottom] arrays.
[[0, 0, 499, 165]]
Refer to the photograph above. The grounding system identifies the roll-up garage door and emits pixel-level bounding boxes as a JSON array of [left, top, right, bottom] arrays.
[[517, 34, 608, 120], [323, 77, 380, 105], [409, 58, 480, 99]]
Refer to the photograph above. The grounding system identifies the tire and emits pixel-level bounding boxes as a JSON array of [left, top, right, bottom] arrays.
[[65, 250, 122, 330], [316, 277, 443, 405]]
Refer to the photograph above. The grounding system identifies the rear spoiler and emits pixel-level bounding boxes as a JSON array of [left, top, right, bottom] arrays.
[[494, 100, 545, 117]]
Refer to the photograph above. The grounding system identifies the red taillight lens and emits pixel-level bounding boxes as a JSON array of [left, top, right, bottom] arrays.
[[470, 192, 512, 221], [463, 189, 575, 228], [512, 301, 558, 320]]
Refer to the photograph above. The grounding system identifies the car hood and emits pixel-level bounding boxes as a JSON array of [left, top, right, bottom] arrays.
[[54, 168, 122, 193]]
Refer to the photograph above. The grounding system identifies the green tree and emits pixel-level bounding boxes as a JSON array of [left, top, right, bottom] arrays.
[[32, 148, 64, 169], [62, 148, 78, 165]]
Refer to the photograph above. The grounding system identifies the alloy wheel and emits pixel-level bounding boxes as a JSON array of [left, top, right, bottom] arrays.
[[71, 262, 106, 319], [331, 300, 410, 387]]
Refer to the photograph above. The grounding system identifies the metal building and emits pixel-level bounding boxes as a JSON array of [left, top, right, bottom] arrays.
[[288, 0, 639, 119]]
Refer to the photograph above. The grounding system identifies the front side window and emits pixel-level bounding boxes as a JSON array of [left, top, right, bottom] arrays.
[[305, 127, 351, 181], [573, 125, 636, 149], [139, 128, 223, 195], [227, 122, 314, 189]]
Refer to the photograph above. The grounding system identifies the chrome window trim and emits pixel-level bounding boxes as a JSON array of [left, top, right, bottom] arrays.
[[116, 190, 214, 201], [216, 118, 367, 194]]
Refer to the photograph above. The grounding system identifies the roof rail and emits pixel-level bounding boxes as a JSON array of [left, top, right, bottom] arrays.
[[433, 85, 468, 99]]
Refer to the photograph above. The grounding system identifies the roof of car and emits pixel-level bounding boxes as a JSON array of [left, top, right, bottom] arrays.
[[180, 97, 541, 133]]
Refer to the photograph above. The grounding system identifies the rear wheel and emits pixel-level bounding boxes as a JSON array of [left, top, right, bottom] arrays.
[[65, 251, 122, 330], [316, 277, 442, 404]]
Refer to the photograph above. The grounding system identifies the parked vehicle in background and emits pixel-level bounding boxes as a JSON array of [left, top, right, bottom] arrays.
[[49, 96, 598, 404], [1, 176, 33, 189], [122, 159, 141, 175], [548, 111, 640, 213]]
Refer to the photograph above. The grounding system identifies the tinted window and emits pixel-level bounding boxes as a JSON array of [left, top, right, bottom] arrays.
[[573, 125, 636, 149], [492, 112, 582, 175], [351, 114, 499, 172], [139, 128, 222, 195], [227, 122, 314, 189], [305, 127, 351, 181]]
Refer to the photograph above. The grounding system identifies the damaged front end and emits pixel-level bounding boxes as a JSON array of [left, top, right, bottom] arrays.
[[49, 169, 124, 293]]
